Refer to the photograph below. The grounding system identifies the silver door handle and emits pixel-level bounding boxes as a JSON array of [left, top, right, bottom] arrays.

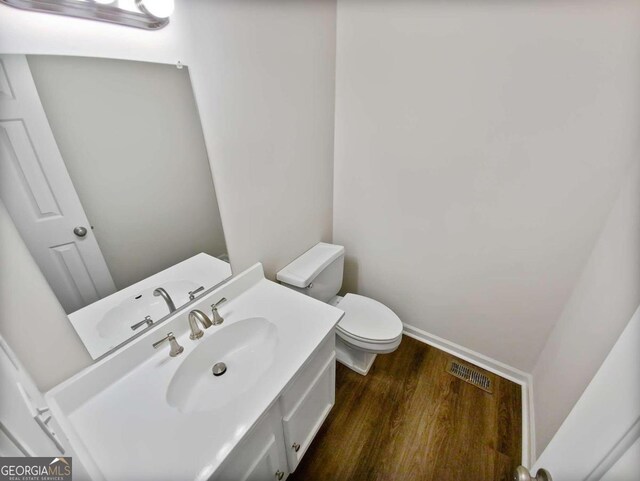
[[514, 466, 552, 481], [73, 226, 88, 237]]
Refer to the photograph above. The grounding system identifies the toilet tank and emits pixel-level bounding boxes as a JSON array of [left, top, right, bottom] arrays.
[[276, 243, 345, 303]]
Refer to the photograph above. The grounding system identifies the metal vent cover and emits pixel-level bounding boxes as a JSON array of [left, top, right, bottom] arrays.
[[446, 360, 493, 393]]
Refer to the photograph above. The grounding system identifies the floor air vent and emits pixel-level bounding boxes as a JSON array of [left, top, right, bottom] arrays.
[[446, 360, 493, 393]]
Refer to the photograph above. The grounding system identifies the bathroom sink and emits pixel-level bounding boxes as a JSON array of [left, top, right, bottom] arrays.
[[166, 317, 278, 413], [45, 263, 344, 481], [96, 280, 200, 340]]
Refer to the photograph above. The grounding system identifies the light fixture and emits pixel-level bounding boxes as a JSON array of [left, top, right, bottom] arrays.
[[0, 0, 173, 30], [135, 0, 173, 20]]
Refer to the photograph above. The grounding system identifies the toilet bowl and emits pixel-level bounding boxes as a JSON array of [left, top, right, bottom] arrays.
[[277, 242, 403, 375]]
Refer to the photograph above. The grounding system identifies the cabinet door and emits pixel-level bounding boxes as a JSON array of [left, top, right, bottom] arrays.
[[282, 354, 336, 472], [213, 407, 288, 481], [240, 434, 284, 481]]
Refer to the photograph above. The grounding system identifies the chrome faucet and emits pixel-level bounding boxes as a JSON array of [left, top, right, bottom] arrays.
[[153, 287, 176, 313], [188, 309, 213, 340], [131, 315, 153, 331], [152, 332, 183, 357]]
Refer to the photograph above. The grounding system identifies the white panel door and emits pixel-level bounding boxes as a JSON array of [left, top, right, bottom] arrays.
[[532, 305, 640, 480], [0, 54, 116, 313]]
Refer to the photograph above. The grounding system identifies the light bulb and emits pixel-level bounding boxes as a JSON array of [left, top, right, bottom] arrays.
[[136, 0, 174, 19]]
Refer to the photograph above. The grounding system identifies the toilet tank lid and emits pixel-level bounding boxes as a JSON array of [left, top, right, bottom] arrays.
[[276, 242, 345, 288]]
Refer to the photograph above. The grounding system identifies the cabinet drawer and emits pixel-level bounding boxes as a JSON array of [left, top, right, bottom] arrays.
[[282, 353, 336, 472]]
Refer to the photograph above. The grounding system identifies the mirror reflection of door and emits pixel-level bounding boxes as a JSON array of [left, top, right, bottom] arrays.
[[0, 55, 117, 313], [0, 55, 229, 358]]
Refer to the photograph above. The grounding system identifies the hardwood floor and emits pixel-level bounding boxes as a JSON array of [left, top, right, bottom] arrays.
[[290, 336, 521, 481]]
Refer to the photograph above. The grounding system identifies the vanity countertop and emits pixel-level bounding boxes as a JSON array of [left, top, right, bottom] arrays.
[[46, 263, 343, 481]]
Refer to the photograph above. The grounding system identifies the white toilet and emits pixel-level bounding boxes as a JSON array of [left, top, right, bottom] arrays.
[[277, 242, 403, 375]]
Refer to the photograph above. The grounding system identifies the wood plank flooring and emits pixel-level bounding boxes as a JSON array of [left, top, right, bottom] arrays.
[[290, 336, 521, 481]]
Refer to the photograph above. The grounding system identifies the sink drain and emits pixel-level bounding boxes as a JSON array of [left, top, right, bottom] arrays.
[[212, 362, 227, 376]]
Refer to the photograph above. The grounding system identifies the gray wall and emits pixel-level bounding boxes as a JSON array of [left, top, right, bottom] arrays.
[[532, 160, 640, 455], [333, 0, 640, 371], [27, 55, 227, 291]]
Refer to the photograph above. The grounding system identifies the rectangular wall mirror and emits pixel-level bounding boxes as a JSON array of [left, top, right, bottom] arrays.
[[0, 54, 231, 359]]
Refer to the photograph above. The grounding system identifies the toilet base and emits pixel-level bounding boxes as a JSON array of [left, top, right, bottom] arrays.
[[335, 336, 377, 376]]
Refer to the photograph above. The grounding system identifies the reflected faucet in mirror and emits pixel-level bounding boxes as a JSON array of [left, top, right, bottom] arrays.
[[153, 287, 177, 314], [130, 315, 154, 331], [188, 286, 205, 300]]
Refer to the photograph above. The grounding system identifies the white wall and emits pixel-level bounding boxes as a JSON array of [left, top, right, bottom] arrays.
[[27, 55, 227, 292], [0, 0, 336, 389], [333, 0, 640, 371], [0, 201, 93, 390], [532, 160, 640, 455], [184, 0, 336, 277]]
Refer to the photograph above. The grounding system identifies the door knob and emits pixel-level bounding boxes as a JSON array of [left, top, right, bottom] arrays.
[[292, 442, 300, 452], [275, 470, 285, 480], [514, 466, 552, 481], [73, 226, 88, 237]]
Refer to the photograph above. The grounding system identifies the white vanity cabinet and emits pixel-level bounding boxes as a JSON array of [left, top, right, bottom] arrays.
[[213, 335, 336, 480]]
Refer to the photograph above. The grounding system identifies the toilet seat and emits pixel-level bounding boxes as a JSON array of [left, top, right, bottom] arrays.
[[330, 294, 403, 353]]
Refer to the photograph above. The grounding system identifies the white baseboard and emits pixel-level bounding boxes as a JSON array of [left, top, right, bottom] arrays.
[[402, 323, 536, 466]]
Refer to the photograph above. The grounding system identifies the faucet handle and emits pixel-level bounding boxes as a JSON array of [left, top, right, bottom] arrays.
[[212, 297, 227, 309], [131, 315, 154, 331], [152, 332, 184, 357], [211, 297, 227, 325], [188, 286, 205, 300]]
